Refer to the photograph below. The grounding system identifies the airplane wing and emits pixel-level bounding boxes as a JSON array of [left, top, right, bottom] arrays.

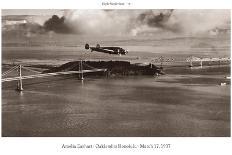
[[90, 47, 115, 54]]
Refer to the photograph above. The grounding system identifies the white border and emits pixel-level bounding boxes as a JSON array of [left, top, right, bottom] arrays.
[[0, 0, 232, 9], [0, 0, 232, 155]]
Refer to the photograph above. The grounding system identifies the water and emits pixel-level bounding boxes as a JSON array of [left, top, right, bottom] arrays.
[[2, 67, 230, 136]]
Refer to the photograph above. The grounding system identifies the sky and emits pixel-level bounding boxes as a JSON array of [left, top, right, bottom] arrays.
[[2, 9, 64, 16]]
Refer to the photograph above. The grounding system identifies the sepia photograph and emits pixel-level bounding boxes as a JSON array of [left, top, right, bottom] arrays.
[[1, 9, 231, 137]]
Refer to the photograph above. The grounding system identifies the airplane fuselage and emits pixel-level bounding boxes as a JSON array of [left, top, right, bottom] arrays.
[[90, 47, 128, 55], [85, 43, 128, 55]]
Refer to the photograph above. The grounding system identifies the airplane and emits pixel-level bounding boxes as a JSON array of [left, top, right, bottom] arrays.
[[85, 43, 128, 55]]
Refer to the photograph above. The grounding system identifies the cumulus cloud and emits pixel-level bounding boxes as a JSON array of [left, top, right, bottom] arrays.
[[41, 10, 174, 35], [48, 9, 229, 36], [62, 10, 135, 35]]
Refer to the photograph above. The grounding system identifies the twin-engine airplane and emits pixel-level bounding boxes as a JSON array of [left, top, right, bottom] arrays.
[[85, 43, 128, 55]]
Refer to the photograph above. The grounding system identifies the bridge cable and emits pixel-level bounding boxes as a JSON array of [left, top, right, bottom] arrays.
[[22, 66, 41, 74], [2, 66, 18, 77], [82, 62, 97, 70]]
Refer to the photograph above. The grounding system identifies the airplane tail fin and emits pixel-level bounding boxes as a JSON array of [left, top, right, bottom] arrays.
[[85, 43, 90, 49], [96, 44, 100, 49]]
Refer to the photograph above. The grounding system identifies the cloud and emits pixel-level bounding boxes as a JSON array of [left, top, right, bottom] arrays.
[[45, 9, 175, 35], [59, 9, 230, 36], [166, 10, 230, 34], [63, 10, 135, 35], [136, 10, 174, 28], [43, 15, 72, 33]]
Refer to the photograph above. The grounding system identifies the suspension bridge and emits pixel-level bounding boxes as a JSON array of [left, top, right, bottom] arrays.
[[2, 60, 107, 91]]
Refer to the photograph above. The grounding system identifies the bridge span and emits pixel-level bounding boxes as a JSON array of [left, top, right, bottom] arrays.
[[2, 61, 107, 91]]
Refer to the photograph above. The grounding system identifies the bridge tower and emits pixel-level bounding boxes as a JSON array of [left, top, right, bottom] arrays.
[[160, 56, 164, 68], [17, 64, 23, 91], [79, 60, 84, 80], [200, 60, 203, 68]]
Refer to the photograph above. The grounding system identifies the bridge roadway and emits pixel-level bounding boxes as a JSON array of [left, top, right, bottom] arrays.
[[2, 69, 107, 82]]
